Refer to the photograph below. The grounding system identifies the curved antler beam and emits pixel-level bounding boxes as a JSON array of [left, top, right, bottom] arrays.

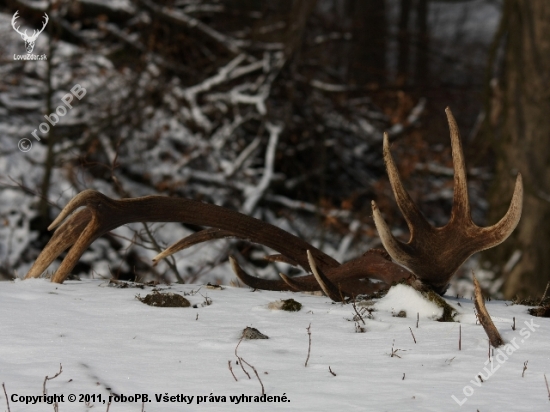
[[230, 253, 398, 299], [26, 189, 340, 283], [159, 230, 414, 298], [372, 107, 523, 293], [153, 225, 414, 295]]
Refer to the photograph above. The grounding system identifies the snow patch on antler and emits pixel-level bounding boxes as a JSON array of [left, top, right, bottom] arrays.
[[375, 284, 443, 320]]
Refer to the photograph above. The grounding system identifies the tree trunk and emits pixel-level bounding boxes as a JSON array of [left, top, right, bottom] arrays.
[[414, 0, 429, 89], [348, 0, 387, 86], [484, 0, 550, 299], [397, 0, 412, 86]]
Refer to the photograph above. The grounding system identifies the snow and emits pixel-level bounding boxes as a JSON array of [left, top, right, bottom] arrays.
[[375, 283, 443, 320], [0, 279, 548, 411]]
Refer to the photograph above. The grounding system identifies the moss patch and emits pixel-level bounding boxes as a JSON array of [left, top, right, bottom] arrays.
[[281, 298, 302, 312], [267, 298, 302, 312], [137, 291, 190, 308], [241, 327, 269, 340], [528, 304, 550, 317], [422, 289, 458, 322], [512, 294, 550, 318]]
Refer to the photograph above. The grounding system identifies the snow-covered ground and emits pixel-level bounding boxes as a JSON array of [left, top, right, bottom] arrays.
[[0, 278, 548, 411]]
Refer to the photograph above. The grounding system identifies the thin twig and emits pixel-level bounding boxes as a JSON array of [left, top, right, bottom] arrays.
[[416, 312, 419, 328], [305, 323, 312, 367], [545, 374, 550, 401], [512, 317, 516, 330], [43, 363, 63, 395], [2, 383, 11, 412], [522, 361, 528, 378], [240, 358, 265, 395], [228, 360, 238, 382], [539, 282, 550, 306], [459, 324, 462, 351], [329, 366, 336, 376], [234, 337, 251, 379], [352, 299, 365, 325], [409, 327, 416, 344], [390, 340, 402, 358]]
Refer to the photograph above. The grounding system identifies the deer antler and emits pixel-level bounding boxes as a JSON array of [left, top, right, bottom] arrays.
[[25, 189, 410, 298], [371, 107, 523, 293], [166, 108, 521, 296], [25, 189, 343, 283], [26, 108, 522, 301]]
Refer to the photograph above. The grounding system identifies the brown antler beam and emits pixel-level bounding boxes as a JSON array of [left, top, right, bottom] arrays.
[[25, 189, 340, 283]]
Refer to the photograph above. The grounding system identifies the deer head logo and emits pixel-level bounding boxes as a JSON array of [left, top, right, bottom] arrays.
[[11, 11, 49, 54]]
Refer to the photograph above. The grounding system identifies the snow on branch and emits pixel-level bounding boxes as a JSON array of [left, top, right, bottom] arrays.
[[137, 0, 249, 56], [242, 123, 282, 215]]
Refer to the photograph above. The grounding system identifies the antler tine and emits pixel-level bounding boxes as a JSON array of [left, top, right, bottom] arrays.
[[50, 216, 103, 283], [371, 132, 434, 270], [152, 229, 300, 267], [476, 173, 523, 250], [48, 189, 104, 231], [371, 200, 415, 269], [229, 256, 295, 291], [382, 132, 432, 236], [25, 208, 91, 279], [446, 107, 471, 222], [307, 250, 344, 302], [152, 228, 236, 265], [279, 272, 309, 291]]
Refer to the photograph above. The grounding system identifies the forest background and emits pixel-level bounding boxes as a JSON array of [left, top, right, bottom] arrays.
[[0, 0, 548, 300]]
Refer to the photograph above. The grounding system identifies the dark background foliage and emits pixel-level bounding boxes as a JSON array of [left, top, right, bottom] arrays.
[[0, 0, 547, 299]]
